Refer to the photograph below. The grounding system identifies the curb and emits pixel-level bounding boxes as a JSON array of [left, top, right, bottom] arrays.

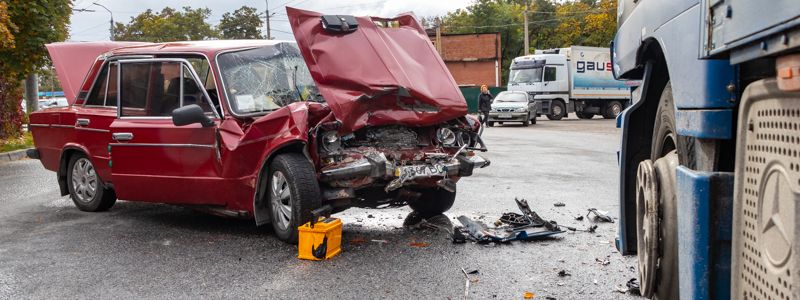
[[0, 148, 32, 163]]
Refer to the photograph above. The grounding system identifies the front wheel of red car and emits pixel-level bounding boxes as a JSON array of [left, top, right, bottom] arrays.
[[268, 153, 321, 244], [67, 153, 116, 212], [408, 187, 456, 219]]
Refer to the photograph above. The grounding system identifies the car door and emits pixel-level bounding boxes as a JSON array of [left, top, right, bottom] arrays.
[[108, 58, 225, 205], [76, 61, 119, 181]]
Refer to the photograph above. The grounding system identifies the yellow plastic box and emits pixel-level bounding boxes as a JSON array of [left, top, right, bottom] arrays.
[[297, 217, 342, 260]]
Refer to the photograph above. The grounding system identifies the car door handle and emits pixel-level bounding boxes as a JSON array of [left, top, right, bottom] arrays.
[[76, 118, 90, 127], [112, 132, 134, 141]]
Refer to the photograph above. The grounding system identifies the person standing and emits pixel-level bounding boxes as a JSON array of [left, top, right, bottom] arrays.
[[477, 85, 493, 125]]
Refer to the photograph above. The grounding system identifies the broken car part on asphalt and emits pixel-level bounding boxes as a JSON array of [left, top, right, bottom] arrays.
[[453, 198, 566, 243], [586, 208, 614, 223]]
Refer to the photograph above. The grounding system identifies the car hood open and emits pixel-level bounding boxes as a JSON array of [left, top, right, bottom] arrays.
[[46, 42, 150, 105], [286, 7, 467, 132]]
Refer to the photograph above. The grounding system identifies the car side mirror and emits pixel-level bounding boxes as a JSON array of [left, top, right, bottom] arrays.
[[172, 104, 214, 127]]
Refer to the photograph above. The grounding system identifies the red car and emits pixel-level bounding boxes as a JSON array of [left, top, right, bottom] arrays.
[[28, 8, 488, 243]]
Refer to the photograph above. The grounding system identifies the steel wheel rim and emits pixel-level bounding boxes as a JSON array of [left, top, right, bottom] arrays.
[[612, 103, 622, 116], [270, 171, 292, 230], [71, 158, 97, 203]]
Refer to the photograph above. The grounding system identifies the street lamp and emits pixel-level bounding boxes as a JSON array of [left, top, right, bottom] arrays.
[[92, 2, 114, 41]]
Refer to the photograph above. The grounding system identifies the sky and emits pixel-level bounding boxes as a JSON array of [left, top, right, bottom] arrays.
[[69, 0, 474, 41]]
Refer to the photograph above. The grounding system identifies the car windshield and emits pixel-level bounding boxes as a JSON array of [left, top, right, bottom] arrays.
[[509, 67, 543, 84], [217, 43, 320, 115], [495, 93, 528, 102]]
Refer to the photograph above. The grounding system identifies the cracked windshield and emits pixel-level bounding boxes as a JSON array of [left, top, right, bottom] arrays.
[[217, 43, 319, 115]]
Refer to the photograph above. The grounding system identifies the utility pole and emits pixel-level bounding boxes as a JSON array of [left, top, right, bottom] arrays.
[[93, 3, 114, 41], [434, 17, 442, 55], [265, 0, 275, 39], [24, 73, 38, 114], [523, 0, 530, 55]]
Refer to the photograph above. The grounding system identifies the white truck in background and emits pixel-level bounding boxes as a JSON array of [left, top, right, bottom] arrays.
[[507, 46, 632, 120]]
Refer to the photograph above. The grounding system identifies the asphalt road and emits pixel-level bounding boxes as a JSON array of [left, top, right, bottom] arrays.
[[0, 117, 639, 299]]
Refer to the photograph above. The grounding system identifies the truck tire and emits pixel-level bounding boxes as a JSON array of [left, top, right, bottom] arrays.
[[637, 82, 686, 300], [67, 153, 116, 212], [603, 101, 623, 119], [576, 112, 594, 119], [487, 121, 494, 127], [408, 187, 456, 219], [268, 153, 321, 244], [547, 100, 565, 120]]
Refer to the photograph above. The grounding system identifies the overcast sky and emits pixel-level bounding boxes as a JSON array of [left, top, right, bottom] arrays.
[[69, 0, 473, 41]]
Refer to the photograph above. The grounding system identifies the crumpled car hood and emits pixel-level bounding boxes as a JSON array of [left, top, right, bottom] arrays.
[[46, 41, 150, 105], [287, 7, 467, 132]]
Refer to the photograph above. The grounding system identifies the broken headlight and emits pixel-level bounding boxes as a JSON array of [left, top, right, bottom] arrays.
[[435, 127, 457, 146], [321, 131, 342, 153]]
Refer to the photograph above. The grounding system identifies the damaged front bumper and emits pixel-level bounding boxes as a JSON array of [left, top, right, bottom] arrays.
[[320, 152, 490, 191]]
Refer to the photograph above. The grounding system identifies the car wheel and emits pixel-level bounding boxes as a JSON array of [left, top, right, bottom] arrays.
[[268, 153, 321, 243], [635, 82, 684, 299], [487, 121, 494, 127], [408, 187, 456, 219], [522, 113, 530, 126], [67, 153, 116, 212], [576, 112, 594, 119], [547, 100, 565, 120], [603, 101, 623, 119]]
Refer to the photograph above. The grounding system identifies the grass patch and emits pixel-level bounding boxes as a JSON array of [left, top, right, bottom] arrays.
[[0, 132, 33, 153]]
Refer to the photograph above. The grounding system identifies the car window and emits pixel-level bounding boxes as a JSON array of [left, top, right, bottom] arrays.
[[85, 62, 118, 107], [544, 66, 557, 82], [119, 61, 213, 117]]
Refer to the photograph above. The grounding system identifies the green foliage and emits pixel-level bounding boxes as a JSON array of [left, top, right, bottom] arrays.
[[113, 6, 219, 42], [440, 0, 617, 85], [219, 6, 264, 40], [0, 0, 72, 139], [0, 131, 32, 153]]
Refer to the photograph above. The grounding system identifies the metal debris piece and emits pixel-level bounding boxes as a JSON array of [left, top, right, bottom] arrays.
[[626, 278, 641, 295], [499, 212, 530, 227], [574, 215, 584, 221], [595, 257, 611, 266], [371, 239, 388, 244], [558, 270, 571, 277], [461, 268, 478, 300], [586, 225, 598, 233], [586, 208, 614, 223], [554, 202, 566, 207]]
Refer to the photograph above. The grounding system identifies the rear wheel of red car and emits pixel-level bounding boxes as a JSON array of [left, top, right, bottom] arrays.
[[67, 153, 116, 212], [408, 187, 456, 219], [268, 153, 321, 244]]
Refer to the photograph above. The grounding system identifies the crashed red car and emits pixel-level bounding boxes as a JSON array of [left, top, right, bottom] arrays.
[[28, 8, 488, 243]]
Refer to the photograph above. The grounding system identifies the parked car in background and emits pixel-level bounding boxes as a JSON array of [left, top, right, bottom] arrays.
[[28, 8, 488, 244], [487, 91, 539, 126], [38, 97, 68, 109]]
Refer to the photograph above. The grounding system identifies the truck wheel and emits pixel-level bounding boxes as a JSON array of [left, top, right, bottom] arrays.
[[576, 112, 594, 119], [408, 187, 456, 219], [603, 101, 623, 119], [487, 121, 494, 127], [522, 113, 530, 126], [636, 82, 685, 299], [546, 100, 565, 120], [67, 153, 116, 212], [268, 153, 321, 244]]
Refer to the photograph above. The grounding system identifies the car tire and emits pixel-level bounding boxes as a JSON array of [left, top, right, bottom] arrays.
[[603, 101, 623, 119], [408, 187, 456, 219], [67, 153, 116, 212], [268, 153, 321, 244], [522, 113, 530, 126], [637, 82, 684, 300], [546, 100, 565, 120], [487, 121, 494, 127], [576, 112, 594, 119]]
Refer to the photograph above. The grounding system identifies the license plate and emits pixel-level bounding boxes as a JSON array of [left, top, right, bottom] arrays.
[[395, 164, 447, 179], [498, 113, 513, 118]]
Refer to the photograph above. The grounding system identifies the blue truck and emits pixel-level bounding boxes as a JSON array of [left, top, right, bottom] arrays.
[[613, 0, 799, 299]]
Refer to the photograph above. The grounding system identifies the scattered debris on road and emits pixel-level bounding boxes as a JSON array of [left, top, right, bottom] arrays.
[[523, 291, 535, 299], [349, 237, 367, 245], [574, 215, 584, 221], [409, 240, 430, 247], [595, 257, 611, 266], [461, 268, 479, 300], [586, 208, 614, 223], [554, 202, 566, 207], [558, 270, 571, 277], [454, 198, 565, 243], [615, 278, 641, 295]]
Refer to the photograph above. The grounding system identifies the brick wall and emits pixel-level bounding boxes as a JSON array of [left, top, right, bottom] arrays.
[[430, 33, 502, 87]]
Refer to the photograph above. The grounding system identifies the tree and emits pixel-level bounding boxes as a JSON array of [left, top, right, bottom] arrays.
[[114, 7, 218, 42], [0, 0, 71, 139], [218, 6, 263, 39]]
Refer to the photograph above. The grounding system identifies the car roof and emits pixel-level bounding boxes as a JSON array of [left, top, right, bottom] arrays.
[[109, 39, 293, 56]]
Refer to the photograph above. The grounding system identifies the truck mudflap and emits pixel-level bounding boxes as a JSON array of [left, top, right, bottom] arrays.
[[320, 152, 489, 192]]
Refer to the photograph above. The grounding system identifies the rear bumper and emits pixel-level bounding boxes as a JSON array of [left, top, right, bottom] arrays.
[[26, 149, 40, 160]]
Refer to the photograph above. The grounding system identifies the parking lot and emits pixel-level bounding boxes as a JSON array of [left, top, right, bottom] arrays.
[[0, 117, 638, 299]]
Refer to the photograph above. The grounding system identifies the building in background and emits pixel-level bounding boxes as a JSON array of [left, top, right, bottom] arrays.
[[429, 32, 502, 88]]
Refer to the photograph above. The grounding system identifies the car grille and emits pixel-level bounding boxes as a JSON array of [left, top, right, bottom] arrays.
[[733, 79, 796, 300], [495, 108, 516, 112]]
